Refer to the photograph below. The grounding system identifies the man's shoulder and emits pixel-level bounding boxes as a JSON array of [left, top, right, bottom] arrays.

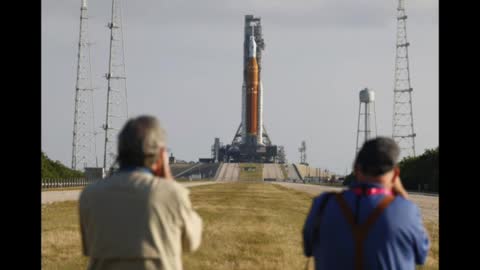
[[80, 178, 103, 197], [386, 196, 422, 222], [315, 190, 343, 200], [150, 178, 190, 199], [157, 178, 188, 190], [391, 196, 419, 211], [80, 172, 155, 198], [312, 191, 339, 207], [80, 173, 125, 193], [312, 192, 420, 214], [79, 179, 105, 208]]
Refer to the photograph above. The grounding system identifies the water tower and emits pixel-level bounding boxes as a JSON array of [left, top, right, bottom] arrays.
[[356, 88, 377, 154]]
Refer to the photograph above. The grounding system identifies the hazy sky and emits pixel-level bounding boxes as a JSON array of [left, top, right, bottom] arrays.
[[42, 0, 438, 175]]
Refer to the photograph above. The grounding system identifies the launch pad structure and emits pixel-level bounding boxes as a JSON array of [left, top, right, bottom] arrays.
[[217, 15, 280, 163]]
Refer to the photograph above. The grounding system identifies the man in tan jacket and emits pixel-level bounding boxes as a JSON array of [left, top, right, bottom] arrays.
[[79, 115, 203, 270]]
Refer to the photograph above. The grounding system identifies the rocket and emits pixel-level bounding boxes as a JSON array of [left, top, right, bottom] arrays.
[[246, 34, 259, 136], [241, 27, 264, 145]]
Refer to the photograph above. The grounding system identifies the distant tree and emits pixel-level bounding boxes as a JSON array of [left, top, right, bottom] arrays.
[[398, 147, 438, 192], [41, 151, 85, 179]]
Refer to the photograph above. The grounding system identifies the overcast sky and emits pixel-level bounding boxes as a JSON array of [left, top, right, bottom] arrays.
[[42, 0, 438, 175]]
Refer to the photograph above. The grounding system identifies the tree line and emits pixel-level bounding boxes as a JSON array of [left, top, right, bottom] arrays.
[[397, 147, 438, 192], [343, 147, 439, 193], [41, 151, 85, 179]]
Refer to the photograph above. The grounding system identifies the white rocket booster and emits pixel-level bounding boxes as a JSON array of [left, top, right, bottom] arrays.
[[241, 82, 246, 142], [257, 82, 263, 145]]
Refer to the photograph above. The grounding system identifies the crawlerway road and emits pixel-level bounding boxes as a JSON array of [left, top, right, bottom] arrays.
[[271, 182, 438, 223], [41, 181, 216, 204]]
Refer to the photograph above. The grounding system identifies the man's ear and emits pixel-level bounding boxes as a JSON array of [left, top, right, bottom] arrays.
[[392, 166, 400, 182]]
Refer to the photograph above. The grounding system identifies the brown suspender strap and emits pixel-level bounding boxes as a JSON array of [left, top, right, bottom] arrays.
[[334, 193, 356, 226], [362, 196, 395, 231], [334, 193, 395, 270]]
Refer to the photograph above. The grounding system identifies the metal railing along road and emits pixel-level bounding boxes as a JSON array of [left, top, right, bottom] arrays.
[[41, 178, 100, 189]]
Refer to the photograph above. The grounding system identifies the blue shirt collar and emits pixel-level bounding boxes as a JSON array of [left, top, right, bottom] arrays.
[[349, 181, 385, 189]]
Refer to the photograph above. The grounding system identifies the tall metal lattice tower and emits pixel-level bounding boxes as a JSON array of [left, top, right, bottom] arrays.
[[71, 0, 98, 170], [103, 0, 128, 171], [393, 0, 416, 158]]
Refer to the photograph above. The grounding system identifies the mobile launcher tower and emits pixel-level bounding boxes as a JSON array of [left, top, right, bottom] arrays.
[[218, 15, 278, 163]]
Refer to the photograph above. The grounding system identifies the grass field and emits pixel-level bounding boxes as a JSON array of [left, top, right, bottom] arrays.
[[41, 182, 438, 270], [42, 200, 88, 269]]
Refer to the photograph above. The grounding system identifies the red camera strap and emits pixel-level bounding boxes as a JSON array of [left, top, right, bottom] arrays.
[[351, 187, 393, 196]]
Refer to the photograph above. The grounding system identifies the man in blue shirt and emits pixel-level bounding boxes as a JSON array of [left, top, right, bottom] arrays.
[[303, 137, 429, 270]]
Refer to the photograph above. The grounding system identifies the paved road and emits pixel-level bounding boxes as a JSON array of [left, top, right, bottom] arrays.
[[215, 163, 240, 181], [272, 182, 438, 223], [41, 181, 216, 204], [263, 164, 285, 180]]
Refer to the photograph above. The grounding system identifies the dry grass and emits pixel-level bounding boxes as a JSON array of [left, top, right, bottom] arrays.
[[417, 221, 439, 270], [41, 182, 438, 270], [238, 163, 264, 181], [41, 201, 88, 270], [182, 182, 312, 270]]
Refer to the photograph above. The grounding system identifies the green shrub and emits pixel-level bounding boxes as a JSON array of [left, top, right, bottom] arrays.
[[41, 151, 85, 179], [398, 147, 438, 192]]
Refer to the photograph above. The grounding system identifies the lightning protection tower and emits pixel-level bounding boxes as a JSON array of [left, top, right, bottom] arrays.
[[393, 0, 416, 158], [103, 0, 128, 172], [299, 141, 307, 165], [71, 0, 98, 170], [356, 88, 377, 154], [211, 138, 221, 163]]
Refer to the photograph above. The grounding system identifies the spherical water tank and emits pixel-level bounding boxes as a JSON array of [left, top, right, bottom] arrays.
[[359, 88, 375, 103]]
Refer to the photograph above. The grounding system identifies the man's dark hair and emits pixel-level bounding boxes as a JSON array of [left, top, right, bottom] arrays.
[[354, 137, 400, 176]]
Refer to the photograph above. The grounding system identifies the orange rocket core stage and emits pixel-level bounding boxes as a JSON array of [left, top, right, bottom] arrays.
[[246, 57, 259, 135]]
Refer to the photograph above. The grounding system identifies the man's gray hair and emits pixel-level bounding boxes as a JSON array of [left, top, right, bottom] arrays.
[[117, 115, 167, 168]]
